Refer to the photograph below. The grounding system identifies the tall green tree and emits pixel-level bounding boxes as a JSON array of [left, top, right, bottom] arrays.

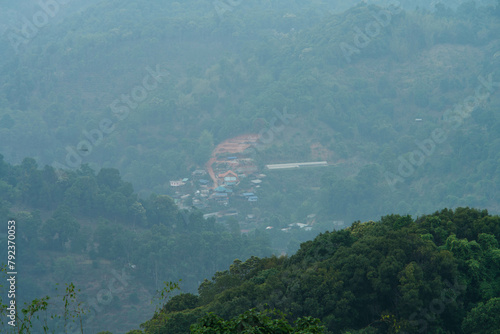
[[462, 297, 500, 334], [41, 205, 80, 250], [191, 308, 325, 334]]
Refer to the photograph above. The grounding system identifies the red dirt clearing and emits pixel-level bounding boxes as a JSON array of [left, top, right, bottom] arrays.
[[206, 134, 259, 187], [213, 134, 260, 155]]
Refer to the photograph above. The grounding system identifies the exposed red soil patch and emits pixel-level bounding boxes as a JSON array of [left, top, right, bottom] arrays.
[[206, 134, 259, 187]]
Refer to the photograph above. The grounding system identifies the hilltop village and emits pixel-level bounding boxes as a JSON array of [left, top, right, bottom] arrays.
[[166, 134, 332, 233]]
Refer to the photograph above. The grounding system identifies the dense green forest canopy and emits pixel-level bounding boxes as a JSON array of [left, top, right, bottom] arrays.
[[137, 207, 500, 334]]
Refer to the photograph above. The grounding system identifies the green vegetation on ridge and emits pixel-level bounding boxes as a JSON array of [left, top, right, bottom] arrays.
[[138, 207, 500, 334], [0, 155, 273, 333]]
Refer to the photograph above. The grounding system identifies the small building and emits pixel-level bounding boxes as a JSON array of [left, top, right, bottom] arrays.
[[212, 193, 229, 205], [215, 186, 232, 193], [266, 161, 327, 170], [170, 180, 185, 187], [218, 170, 239, 186], [248, 196, 258, 202]]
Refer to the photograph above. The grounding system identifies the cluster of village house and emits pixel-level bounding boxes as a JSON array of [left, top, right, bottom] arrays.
[[167, 140, 337, 233], [167, 155, 324, 233], [168, 155, 261, 213]]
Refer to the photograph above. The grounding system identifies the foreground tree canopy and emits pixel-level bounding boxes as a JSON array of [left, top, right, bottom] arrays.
[[191, 309, 325, 334], [134, 207, 500, 334]]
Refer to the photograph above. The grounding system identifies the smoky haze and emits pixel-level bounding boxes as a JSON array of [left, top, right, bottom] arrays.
[[0, 0, 499, 333]]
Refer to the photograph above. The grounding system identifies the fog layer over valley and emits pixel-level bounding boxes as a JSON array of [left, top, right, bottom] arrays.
[[0, 0, 499, 333]]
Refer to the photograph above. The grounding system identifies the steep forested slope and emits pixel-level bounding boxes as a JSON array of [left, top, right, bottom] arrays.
[[0, 155, 273, 333], [139, 207, 500, 334]]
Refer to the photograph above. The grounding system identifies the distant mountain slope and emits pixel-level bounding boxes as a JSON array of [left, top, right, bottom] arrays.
[[0, 1, 499, 243]]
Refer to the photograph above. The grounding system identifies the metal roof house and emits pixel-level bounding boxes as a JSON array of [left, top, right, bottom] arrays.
[[215, 186, 232, 193], [248, 196, 258, 202], [169, 180, 185, 187], [218, 170, 239, 186]]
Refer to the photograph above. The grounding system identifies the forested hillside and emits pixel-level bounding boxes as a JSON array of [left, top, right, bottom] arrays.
[[0, 156, 273, 333], [0, 1, 499, 226], [138, 207, 500, 334], [1, 1, 499, 333]]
